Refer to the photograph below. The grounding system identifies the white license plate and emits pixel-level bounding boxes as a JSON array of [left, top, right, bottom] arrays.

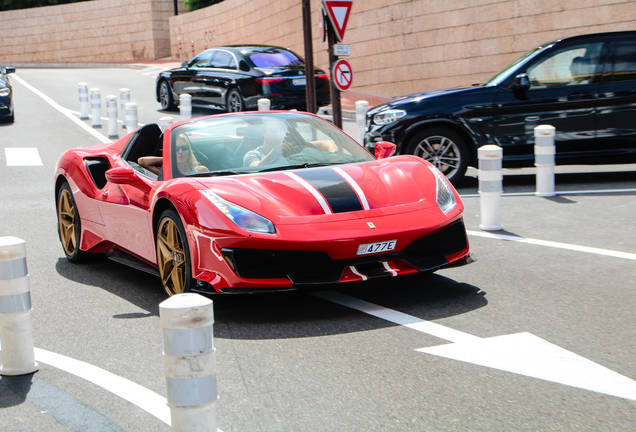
[[357, 240, 397, 255], [292, 78, 306, 86]]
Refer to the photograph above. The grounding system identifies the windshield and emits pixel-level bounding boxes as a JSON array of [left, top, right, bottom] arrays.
[[247, 49, 304, 67], [484, 47, 546, 86], [170, 113, 374, 178]]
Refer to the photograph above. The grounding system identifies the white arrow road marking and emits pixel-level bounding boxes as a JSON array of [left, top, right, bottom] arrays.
[[314, 291, 636, 401], [418, 333, 636, 402], [5, 148, 43, 166]]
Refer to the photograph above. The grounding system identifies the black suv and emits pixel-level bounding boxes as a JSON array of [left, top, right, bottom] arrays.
[[365, 31, 636, 184]]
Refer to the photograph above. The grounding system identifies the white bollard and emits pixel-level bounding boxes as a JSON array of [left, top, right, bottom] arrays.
[[534, 125, 556, 197], [0, 237, 38, 376], [478, 145, 504, 231], [355, 100, 369, 144], [120, 88, 130, 129], [160, 294, 217, 432], [258, 98, 270, 111], [90, 88, 102, 128], [78, 83, 89, 120], [106, 95, 118, 139], [180, 94, 192, 119], [159, 116, 174, 132], [125, 102, 138, 132]]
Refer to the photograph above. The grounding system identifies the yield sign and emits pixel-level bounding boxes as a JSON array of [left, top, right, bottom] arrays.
[[323, 0, 353, 42]]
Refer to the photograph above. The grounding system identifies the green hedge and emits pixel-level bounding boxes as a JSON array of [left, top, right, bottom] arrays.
[[183, 0, 224, 12]]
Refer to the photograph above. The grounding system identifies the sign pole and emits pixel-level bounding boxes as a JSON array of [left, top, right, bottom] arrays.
[[301, 0, 316, 114], [327, 21, 342, 129]]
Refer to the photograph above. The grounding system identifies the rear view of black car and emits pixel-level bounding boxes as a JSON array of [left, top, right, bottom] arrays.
[[0, 66, 15, 123], [365, 31, 636, 184], [156, 45, 330, 113]]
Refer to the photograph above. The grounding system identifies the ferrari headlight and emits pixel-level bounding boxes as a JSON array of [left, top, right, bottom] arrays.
[[373, 109, 406, 125], [199, 190, 275, 234], [428, 165, 456, 213]]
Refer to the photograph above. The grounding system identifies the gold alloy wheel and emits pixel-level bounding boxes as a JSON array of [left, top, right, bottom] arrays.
[[156, 217, 187, 296], [58, 188, 78, 257]]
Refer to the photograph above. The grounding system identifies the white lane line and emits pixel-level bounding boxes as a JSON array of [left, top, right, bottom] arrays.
[[312, 291, 480, 343], [460, 188, 636, 198], [467, 230, 636, 261], [34, 347, 171, 426], [5, 148, 43, 166], [11, 74, 111, 144]]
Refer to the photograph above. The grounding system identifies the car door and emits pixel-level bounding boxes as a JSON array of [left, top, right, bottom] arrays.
[[199, 50, 239, 106], [97, 125, 162, 263], [172, 50, 215, 103], [595, 38, 636, 162], [490, 41, 604, 165]]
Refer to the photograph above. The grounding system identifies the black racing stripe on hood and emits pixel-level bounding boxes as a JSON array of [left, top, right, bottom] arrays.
[[295, 168, 363, 213]]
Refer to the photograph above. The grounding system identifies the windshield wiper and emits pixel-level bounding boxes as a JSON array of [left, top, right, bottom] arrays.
[[256, 163, 333, 173], [187, 170, 246, 177]]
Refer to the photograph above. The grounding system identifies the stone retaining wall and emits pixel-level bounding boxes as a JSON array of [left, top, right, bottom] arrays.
[[2, 0, 635, 98], [0, 0, 183, 63]]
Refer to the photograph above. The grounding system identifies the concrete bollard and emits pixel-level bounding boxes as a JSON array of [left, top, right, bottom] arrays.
[[179, 94, 192, 119], [478, 145, 504, 231], [90, 88, 102, 128], [120, 88, 130, 129], [258, 98, 270, 111], [78, 83, 89, 120], [534, 125, 556, 197], [159, 116, 174, 132], [355, 100, 368, 144], [0, 237, 38, 376], [106, 95, 118, 139], [125, 102, 138, 132], [160, 294, 217, 432]]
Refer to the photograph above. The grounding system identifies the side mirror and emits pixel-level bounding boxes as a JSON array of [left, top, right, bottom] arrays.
[[105, 166, 151, 192], [512, 73, 530, 90], [375, 141, 397, 159], [181, 62, 188, 68], [5, 67, 15, 74]]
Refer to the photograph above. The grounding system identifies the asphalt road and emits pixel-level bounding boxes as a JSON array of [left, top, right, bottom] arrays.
[[0, 67, 635, 431]]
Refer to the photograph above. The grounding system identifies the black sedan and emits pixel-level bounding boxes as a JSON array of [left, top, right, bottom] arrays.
[[0, 66, 15, 123], [365, 31, 636, 184], [156, 45, 331, 113]]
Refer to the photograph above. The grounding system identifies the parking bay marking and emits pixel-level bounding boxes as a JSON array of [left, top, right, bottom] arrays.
[[314, 291, 636, 402], [5, 147, 43, 166]]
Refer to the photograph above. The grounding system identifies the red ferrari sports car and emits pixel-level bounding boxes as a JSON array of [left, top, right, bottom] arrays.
[[55, 111, 475, 296]]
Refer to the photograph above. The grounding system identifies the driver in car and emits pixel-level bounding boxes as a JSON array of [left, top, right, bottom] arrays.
[[243, 117, 339, 167]]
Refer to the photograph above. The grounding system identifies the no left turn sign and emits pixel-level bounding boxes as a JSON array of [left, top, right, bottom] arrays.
[[332, 58, 353, 92]]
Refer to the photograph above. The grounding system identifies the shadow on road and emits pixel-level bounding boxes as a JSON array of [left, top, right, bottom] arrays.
[[55, 254, 486, 340], [55, 255, 164, 317], [211, 273, 487, 340]]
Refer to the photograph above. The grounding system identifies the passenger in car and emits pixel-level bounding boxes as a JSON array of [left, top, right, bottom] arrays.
[[138, 133, 208, 177]]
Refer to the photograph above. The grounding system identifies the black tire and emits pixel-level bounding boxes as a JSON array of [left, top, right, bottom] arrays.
[[226, 88, 244, 113], [406, 127, 469, 185], [155, 209, 194, 297], [159, 80, 176, 111], [57, 182, 88, 262]]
